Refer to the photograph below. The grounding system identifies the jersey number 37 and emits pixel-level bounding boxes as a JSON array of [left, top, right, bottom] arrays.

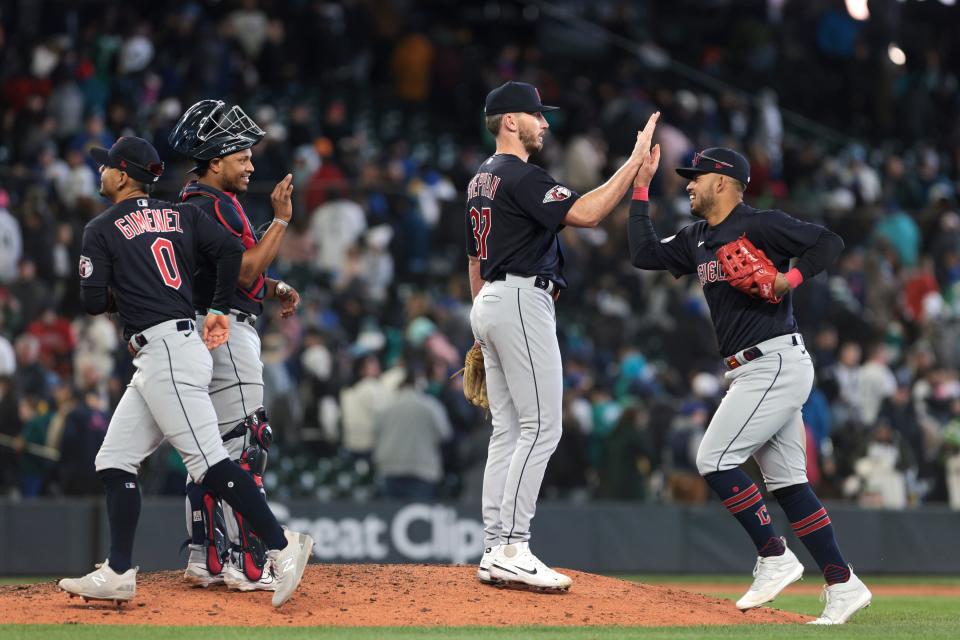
[[470, 206, 492, 260]]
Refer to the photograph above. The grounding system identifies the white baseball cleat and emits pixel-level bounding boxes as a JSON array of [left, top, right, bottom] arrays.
[[477, 545, 501, 585], [808, 570, 872, 625], [223, 559, 277, 592], [735, 541, 804, 610], [267, 529, 314, 607], [183, 544, 225, 587], [59, 560, 137, 604], [488, 541, 572, 591]]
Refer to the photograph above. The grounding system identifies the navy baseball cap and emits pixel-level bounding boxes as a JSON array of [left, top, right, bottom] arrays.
[[676, 147, 750, 185], [484, 81, 559, 116], [90, 136, 164, 184]]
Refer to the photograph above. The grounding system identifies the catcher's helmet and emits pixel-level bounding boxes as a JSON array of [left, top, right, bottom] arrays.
[[168, 99, 265, 170]]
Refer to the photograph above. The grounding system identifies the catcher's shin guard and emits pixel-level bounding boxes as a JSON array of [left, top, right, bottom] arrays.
[[186, 481, 230, 575], [226, 408, 273, 581]]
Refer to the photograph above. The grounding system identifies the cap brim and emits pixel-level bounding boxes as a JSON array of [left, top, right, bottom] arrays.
[[541, 105, 560, 112], [676, 167, 710, 180], [89, 147, 110, 166]]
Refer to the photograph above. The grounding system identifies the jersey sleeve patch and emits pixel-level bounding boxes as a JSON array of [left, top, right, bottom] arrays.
[[78, 255, 93, 278], [543, 185, 572, 204]]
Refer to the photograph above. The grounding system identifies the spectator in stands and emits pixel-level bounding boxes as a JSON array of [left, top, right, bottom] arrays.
[[372, 364, 452, 498], [340, 354, 391, 461], [597, 405, 657, 501]]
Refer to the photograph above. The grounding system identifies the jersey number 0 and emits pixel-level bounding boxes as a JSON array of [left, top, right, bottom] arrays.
[[151, 238, 182, 290], [470, 206, 492, 260]]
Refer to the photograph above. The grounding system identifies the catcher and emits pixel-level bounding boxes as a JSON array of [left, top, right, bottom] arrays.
[[626, 145, 871, 625]]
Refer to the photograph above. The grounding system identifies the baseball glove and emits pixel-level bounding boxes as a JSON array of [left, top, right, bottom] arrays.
[[716, 234, 782, 303], [453, 343, 488, 409]]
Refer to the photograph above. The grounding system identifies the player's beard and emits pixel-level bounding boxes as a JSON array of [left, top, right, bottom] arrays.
[[230, 173, 250, 194], [690, 190, 714, 219], [519, 125, 543, 156]]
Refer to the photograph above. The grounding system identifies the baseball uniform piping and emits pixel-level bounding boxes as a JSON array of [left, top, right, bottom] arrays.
[[163, 338, 211, 471], [716, 353, 782, 472], [224, 341, 249, 417], [506, 287, 541, 544]]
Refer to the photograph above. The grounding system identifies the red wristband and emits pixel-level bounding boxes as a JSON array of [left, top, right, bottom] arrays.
[[632, 186, 649, 201], [785, 267, 804, 289]]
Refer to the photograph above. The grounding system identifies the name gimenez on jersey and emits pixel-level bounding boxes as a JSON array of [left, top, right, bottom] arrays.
[[115, 207, 184, 239], [467, 172, 501, 200]]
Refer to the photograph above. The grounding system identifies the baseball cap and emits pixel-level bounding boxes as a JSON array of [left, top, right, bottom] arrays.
[[90, 136, 164, 184], [676, 147, 750, 185], [484, 81, 559, 116]]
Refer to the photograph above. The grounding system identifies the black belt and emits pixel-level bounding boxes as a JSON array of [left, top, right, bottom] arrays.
[[195, 309, 257, 326], [233, 311, 257, 326], [130, 319, 194, 351], [491, 273, 557, 292], [725, 335, 800, 370]]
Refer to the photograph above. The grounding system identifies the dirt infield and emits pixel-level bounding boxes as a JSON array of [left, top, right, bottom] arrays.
[[0, 564, 809, 627]]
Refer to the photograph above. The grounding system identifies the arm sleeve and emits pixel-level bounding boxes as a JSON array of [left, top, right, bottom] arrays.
[[755, 210, 845, 279], [513, 166, 580, 232], [627, 199, 694, 277], [190, 204, 245, 313], [78, 226, 112, 315]]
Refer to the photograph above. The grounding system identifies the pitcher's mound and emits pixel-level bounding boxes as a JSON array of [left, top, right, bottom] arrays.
[[0, 564, 809, 627]]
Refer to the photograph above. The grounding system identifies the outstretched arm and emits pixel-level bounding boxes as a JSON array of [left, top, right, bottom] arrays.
[[563, 112, 660, 228]]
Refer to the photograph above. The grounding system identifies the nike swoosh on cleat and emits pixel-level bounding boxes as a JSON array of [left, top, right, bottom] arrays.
[[491, 563, 517, 575], [515, 566, 538, 575]]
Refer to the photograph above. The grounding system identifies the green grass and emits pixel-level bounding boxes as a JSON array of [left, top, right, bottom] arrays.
[[623, 574, 960, 586], [2, 577, 958, 639]]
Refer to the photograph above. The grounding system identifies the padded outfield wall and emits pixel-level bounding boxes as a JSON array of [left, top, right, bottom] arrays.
[[1, 499, 957, 575]]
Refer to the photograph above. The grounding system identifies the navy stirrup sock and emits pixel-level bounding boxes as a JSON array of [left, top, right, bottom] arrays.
[[98, 469, 141, 573], [773, 483, 850, 584], [704, 469, 784, 557], [202, 459, 286, 551]]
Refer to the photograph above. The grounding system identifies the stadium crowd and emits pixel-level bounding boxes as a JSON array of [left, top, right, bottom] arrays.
[[1, 0, 959, 510]]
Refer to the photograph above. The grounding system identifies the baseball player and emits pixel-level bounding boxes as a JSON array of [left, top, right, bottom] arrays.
[[58, 137, 312, 608], [168, 99, 300, 592], [467, 80, 659, 590], [627, 144, 872, 624]]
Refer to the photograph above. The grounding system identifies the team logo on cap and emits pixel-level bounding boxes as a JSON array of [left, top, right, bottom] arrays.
[[543, 185, 572, 204], [78, 255, 93, 279]]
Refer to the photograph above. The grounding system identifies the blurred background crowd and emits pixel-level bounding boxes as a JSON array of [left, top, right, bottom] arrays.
[[1, 0, 959, 510]]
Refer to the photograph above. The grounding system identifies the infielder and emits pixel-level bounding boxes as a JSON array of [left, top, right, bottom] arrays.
[[168, 99, 301, 592], [627, 144, 872, 624], [466, 80, 659, 590], [60, 137, 312, 608]]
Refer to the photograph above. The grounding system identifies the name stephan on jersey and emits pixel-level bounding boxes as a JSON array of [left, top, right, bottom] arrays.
[[467, 172, 501, 200], [114, 206, 184, 239]]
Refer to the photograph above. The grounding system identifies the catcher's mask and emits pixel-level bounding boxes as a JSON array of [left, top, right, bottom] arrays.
[[168, 99, 265, 172]]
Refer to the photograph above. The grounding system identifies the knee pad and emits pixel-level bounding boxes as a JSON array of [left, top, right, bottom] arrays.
[[186, 481, 230, 575]]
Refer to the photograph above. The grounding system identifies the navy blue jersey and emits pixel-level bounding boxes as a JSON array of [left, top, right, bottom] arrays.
[[465, 154, 580, 288], [180, 182, 265, 315], [633, 203, 840, 356], [79, 196, 244, 339]]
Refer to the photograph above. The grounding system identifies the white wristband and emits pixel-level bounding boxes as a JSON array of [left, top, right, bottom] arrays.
[[273, 218, 289, 228]]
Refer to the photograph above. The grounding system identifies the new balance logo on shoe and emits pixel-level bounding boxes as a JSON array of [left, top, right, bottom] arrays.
[[92, 574, 106, 586], [282, 557, 295, 573]]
